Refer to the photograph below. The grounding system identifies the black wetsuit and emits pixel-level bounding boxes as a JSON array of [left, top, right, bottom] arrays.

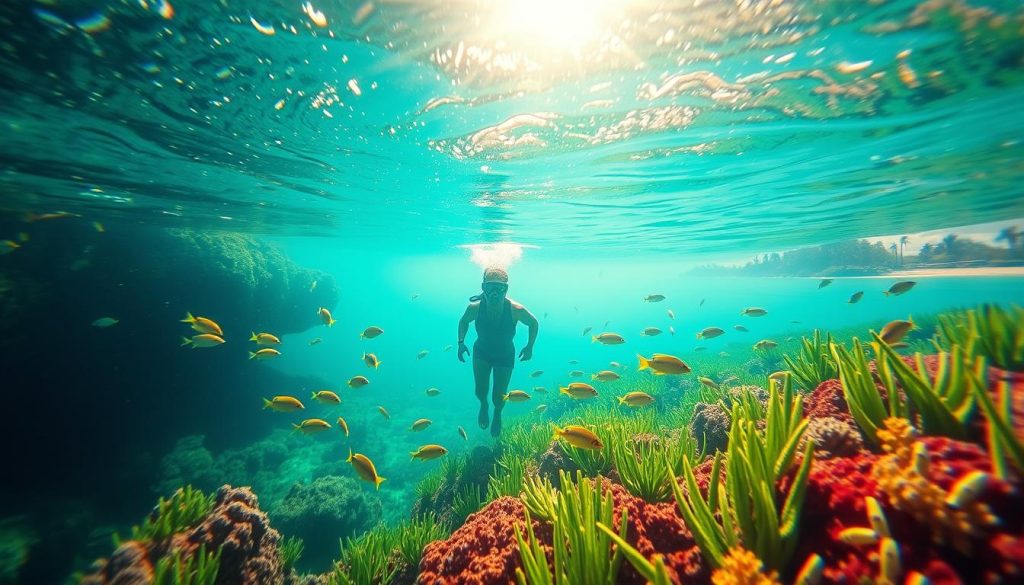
[[474, 298, 516, 368]]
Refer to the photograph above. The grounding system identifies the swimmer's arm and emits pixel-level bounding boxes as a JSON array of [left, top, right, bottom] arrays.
[[516, 306, 539, 349], [458, 303, 478, 344]]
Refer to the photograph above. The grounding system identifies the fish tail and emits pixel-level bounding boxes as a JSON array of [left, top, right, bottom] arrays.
[[359, 333, 365, 339], [328, 318, 335, 327], [181, 311, 195, 324], [181, 336, 192, 347], [311, 391, 317, 400], [617, 395, 626, 405], [695, 333, 701, 340], [551, 423, 562, 442], [883, 291, 891, 296], [346, 448, 353, 462], [559, 386, 569, 396], [591, 336, 598, 343], [248, 351, 257, 360], [410, 451, 418, 461], [375, 476, 386, 490], [291, 423, 301, 432], [263, 398, 273, 410], [637, 354, 649, 371], [250, 331, 258, 342]]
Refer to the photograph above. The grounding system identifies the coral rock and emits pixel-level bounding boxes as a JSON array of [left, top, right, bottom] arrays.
[[800, 416, 865, 459], [802, 379, 854, 425], [690, 402, 731, 455], [537, 441, 579, 487], [79, 541, 154, 585]]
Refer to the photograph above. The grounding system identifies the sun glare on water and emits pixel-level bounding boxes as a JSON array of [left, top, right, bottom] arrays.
[[490, 0, 617, 55]]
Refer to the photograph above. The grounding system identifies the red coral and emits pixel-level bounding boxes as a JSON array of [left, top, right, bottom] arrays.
[[794, 437, 1023, 585], [417, 496, 536, 585], [802, 379, 855, 424]]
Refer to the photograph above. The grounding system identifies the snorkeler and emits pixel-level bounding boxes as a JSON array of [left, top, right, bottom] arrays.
[[457, 267, 539, 437]]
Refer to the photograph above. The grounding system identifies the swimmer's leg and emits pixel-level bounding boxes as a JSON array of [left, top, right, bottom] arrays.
[[490, 365, 513, 437], [473, 357, 492, 429]]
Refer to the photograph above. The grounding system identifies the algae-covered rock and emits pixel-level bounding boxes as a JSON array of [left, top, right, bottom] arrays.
[[271, 476, 382, 570]]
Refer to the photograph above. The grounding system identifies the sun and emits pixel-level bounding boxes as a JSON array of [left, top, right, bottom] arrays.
[[489, 0, 617, 55]]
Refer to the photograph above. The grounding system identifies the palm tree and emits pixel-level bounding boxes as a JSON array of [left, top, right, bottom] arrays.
[[995, 226, 1019, 250], [889, 242, 898, 256], [942, 234, 959, 261], [899, 235, 909, 265], [920, 242, 933, 261]]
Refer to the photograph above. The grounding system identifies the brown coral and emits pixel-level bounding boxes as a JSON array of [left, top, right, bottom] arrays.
[[800, 416, 865, 459], [690, 402, 731, 455]]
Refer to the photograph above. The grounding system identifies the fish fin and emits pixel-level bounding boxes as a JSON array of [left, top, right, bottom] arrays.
[[617, 395, 626, 405], [181, 312, 195, 324], [181, 336, 192, 347], [359, 333, 365, 339], [375, 476, 386, 490], [248, 351, 256, 360], [311, 391, 317, 400], [346, 448, 353, 462], [410, 451, 418, 461], [559, 386, 569, 396], [591, 336, 598, 343], [291, 423, 301, 432], [637, 354, 649, 371], [551, 423, 562, 442], [250, 332, 258, 342], [695, 333, 701, 340], [883, 291, 891, 296], [263, 398, 273, 410]]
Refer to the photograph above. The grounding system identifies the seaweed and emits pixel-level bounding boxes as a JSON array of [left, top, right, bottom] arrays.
[[151, 544, 221, 585], [782, 330, 837, 392], [119, 486, 215, 545], [937, 304, 1024, 372]]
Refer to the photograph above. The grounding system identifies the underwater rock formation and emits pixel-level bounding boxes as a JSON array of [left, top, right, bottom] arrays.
[[536, 441, 580, 487], [272, 476, 382, 568], [82, 486, 283, 585], [412, 446, 494, 528], [799, 416, 865, 459], [690, 402, 731, 454], [802, 379, 855, 425]]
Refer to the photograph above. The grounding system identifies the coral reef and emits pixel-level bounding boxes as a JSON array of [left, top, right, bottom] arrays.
[[710, 546, 779, 585], [690, 402, 731, 455], [799, 417, 865, 460], [271, 475, 382, 569], [536, 441, 580, 487], [802, 379, 855, 425], [82, 486, 283, 585]]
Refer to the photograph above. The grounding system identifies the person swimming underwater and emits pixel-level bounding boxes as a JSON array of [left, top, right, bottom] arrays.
[[457, 267, 539, 437]]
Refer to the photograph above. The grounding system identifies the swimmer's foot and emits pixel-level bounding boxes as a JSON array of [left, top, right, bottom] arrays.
[[478, 403, 489, 429], [491, 410, 503, 437]]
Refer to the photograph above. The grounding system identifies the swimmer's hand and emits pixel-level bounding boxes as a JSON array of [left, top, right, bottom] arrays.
[[519, 345, 533, 362], [458, 342, 470, 362]]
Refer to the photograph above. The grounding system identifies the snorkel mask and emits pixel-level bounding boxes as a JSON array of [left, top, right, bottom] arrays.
[[469, 267, 509, 302]]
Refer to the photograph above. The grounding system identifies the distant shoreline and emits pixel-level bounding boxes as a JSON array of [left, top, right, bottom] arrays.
[[692, 266, 1024, 278]]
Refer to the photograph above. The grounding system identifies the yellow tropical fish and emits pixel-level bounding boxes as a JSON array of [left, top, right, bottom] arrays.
[[883, 281, 916, 297], [181, 334, 225, 348], [740, 307, 768, 317], [618, 391, 654, 407], [377, 405, 390, 420], [592, 333, 625, 345], [317, 307, 335, 326], [363, 353, 381, 368], [360, 326, 383, 339], [425, 387, 441, 396], [336, 416, 350, 436], [181, 312, 223, 336], [0, 240, 20, 255], [504, 390, 531, 402], [945, 471, 989, 510], [263, 396, 304, 412], [249, 332, 281, 345], [696, 327, 724, 340], [559, 383, 598, 399], [410, 444, 448, 461], [292, 418, 331, 434], [569, 370, 585, 377], [878, 318, 914, 345], [312, 390, 341, 405], [753, 339, 778, 351], [637, 353, 690, 375], [347, 449, 385, 489], [249, 348, 281, 360], [793, 555, 824, 585], [838, 527, 879, 546], [410, 418, 432, 431], [533, 386, 547, 393], [644, 294, 666, 302], [768, 371, 790, 384], [530, 370, 544, 378], [348, 375, 369, 388], [698, 376, 719, 390], [458, 426, 468, 441], [553, 424, 603, 450], [640, 327, 662, 336], [592, 370, 620, 382]]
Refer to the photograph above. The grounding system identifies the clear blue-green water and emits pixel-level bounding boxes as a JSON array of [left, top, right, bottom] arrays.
[[1, 0, 1023, 582]]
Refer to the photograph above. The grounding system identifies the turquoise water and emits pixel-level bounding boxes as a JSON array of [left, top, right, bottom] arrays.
[[1, 0, 1024, 582]]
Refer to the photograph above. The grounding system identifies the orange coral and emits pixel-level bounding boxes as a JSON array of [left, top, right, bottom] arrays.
[[872, 418, 998, 554], [711, 547, 781, 585]]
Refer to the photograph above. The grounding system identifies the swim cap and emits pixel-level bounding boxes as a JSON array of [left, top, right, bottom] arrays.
[[482, 267, 509, 285]]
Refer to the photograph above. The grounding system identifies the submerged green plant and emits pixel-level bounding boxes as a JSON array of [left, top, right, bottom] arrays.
[[937, 304, 1024, 372], [975, 378, 1024, 479], [832, 336, 984, 444], [595, 522, 673, 585], [396, 514, 446, 569], [450, 483, 485, 528], [279, 536, 304, 574], [124, 486, 215, 544], [520, 474, 558, 523], [502, 422, 554, 460], [330, 524, 400, 585], [782, 330, 837, 391], [152, 544, 221, 585], [487, 453, 527, 501], [515, 470, 627, 585], [670, 376, 814, 574], [610, 427, 699, 503]]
